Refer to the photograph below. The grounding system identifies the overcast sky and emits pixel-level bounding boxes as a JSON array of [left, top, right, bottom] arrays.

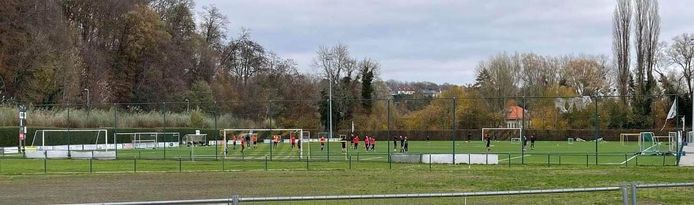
[[194, 0, 694, 85]]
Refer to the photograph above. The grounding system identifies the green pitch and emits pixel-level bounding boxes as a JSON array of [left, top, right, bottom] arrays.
[[0, 140, 678, 175], [115, 140, 676, 165]]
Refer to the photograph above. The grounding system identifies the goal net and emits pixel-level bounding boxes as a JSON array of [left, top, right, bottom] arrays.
[[115, 132, 181, 149], [27, 129, 114, 159], [619, 133, 641, 146], [639, 132, 679, 154], [481, 128, 522, 142], [221, 128, 309, 159]]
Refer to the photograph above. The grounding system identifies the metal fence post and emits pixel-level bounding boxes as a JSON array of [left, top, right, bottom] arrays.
[[349, 154, 352, 170], [547, 154, 550, 167], [265, 155, 268, 171], [89, 157, 93, 173], [43, 151, 47, 174], [630, 183, 637, 205], [388, 153, 392, 169], [586, 154, 589, 167], [222, 156, 225, 172], [429, 153, 432, 171], [179, 157, 182, 172], [621, 185, 629, 205], [134, 158, 137, 173], [306, 154, 309, 171], [231, 195, 239, 205], [624, 154, 628, 167], [508, 153, 511, 167]]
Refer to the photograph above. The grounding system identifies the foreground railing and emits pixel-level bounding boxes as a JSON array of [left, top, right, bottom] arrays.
[[75, 182, 694, 205]]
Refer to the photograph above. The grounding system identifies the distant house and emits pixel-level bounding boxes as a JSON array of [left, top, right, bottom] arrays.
[[421, 89, 441, 97], [505, 105, 530, 128], [391, 85, 416, 96]]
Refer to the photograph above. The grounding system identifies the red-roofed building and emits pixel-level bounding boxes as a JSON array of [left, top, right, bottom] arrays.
[[505, 105, 530, 128]]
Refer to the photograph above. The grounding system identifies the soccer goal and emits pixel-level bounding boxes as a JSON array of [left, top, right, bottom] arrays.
[[221, 128, 309, 159], [115, 132, 180, 149], [619, 133, 641, 146], [27, 129, 114, 159], [638, 132, 677, 154], [481, 128, 522, 142]]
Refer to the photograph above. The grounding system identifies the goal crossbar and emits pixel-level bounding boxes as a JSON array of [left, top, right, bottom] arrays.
[[115, 132, 181, 149], [31, 129, 110, 151], [481, 128, 522, 141], [619, 133, 641, 146]]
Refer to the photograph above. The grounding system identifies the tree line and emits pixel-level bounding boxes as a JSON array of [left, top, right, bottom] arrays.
[[0, 0, 691, 131]]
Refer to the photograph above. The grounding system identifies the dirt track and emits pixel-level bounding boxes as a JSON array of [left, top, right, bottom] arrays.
[[0, 171, 321, 204]]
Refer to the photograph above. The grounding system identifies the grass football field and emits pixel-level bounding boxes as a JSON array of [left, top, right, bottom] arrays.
[[0, 140, 690, 204]]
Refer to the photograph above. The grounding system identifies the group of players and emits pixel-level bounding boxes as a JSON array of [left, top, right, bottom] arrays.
[[230, 134, 258, 152], [482, 133, 537, 151], [229, 134, 304, 153], [227, 132, 537, 154], [347, 135, 376, 152]]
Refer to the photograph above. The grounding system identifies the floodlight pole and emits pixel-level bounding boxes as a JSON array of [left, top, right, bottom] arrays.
[[594, 95, 599, 164], [521, 96, 525, 165], [452, 97, 456, 163], [328, 69, 333, 162], [387, 99, 391, 164]]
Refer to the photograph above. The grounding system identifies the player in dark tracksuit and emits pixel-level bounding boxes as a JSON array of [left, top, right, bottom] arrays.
[[393, 136, 398, 152], [530, 135, 536, 150], [484, 133, 491, 151]]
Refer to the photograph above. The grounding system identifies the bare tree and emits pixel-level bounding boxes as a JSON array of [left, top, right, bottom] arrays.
[[612, 0, 632, 102], [632, 0, 660, 126], [199, 5, 228, 50], [666, 33, 694, 97]]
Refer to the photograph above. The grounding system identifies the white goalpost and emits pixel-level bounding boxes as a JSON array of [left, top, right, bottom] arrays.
[[639, 132, 678, 154], [26, 129, 114, 159], [115, 132, 181, 149], [481, 128, 522, 142], [222, 128, 309, 159], [619, 133, 641, 146]]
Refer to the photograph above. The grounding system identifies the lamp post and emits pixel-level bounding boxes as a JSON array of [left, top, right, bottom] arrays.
[[185, 98, 190, 113], [83, 89, 90, 111]]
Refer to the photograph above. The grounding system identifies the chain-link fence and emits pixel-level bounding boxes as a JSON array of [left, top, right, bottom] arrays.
[[0, 94, 689, 172]]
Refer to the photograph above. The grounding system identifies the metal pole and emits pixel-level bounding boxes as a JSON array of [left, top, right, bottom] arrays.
[[452, 98, 457, 164], [328, 72, 333, 162], [521, 96, 525, 164], [114, 104, 118, 157], [387, 99, 391, 166], [621, 185, 629, 205], [214, 103, 218, 160], [67, 104, 71, 159], [594, 96, 599, 164], [630, 183, 637, 205]]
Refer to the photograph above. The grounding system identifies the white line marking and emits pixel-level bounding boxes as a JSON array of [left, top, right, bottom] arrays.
[[499, 154, 531, 161]]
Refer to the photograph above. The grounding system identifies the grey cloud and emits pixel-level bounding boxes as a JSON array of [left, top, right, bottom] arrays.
[[196, 0, 694, 84]]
